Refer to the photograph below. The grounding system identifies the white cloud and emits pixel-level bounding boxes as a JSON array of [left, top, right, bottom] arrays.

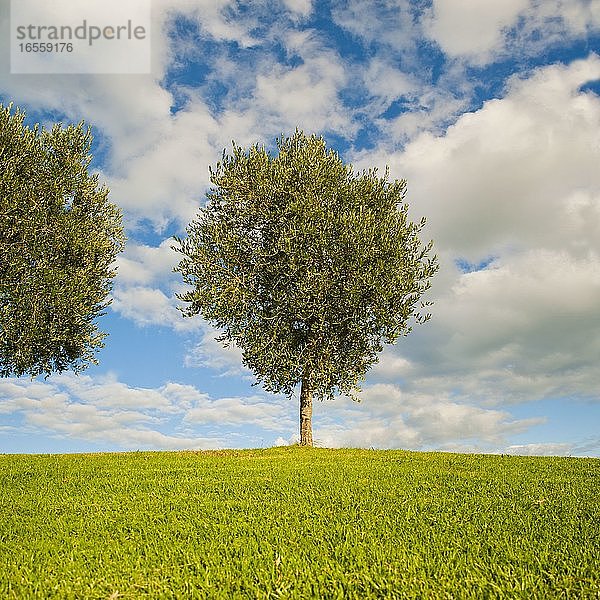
[[159, 382, 210, 409], [384, 87, 469, 144], [0, 373, 295, 450], [111, 237, 204, 331], [571, 436, 600, 456], [253, 53, 349, 134], [505, 442, 574, 456], [54, 372, 177, 411], [331, 0, 420, 56], [185, 395, 293, 431], [0, 374, 214, 449], [408, 400, 540, 444], [367, 247, 600, 410], [247, 29, 354, 137], [184, 329, 250, 377], [282, 0, 313, 19], [356, 57, 471, 143], [111, 285, 185, 329], [274, 435, 296, 446], [116, 238, 177, 286], [371, 355, 412, 379], [310, 383, 541, 450], [341, 57, 600, 450], [423, 0, 600, 64], [360, 56, 600, 260], [423, 0, 529, 61], [440, 249, 600, 362], [101, 100, 223, 229], [361, 57, 418, 111], [0, 373, 550, 453], [160, 0, 261, 48]]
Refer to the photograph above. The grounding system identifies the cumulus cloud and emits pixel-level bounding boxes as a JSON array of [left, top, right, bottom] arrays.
[[2, 0, 359, 233], [345, 57, 600, 432], [184, 330, 250, 377], [253, 47, 350, 134], [310, 383, 542, 450], [282, 0, 313, 19], [368, 252, 600, 411], [111, 285, 184, 329], [423, 0, 600, 64], [392, 249, 600, 406], [111, 237, 203, 331], [423, 0, 530, 61], [115, 238, 178, 286], [0, 374, 293, 450], [185, 395, 293, 431], [357, 56, 600, 258], [331, 0, 421, 57], [102, 111, 216, 229], [0, 374, 212, 450], [0, 372, 550, 453]]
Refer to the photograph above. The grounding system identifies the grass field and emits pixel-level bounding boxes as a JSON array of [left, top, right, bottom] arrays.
[[0, 447, 598, 599]]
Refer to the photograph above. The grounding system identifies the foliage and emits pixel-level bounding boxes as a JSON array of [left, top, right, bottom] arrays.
[[174, 131, 438, 403], [0, 448, 598, 598], [0, 104, 124, 378]]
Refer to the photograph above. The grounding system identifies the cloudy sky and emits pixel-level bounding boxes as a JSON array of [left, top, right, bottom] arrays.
[[1, 0, 599, 456]]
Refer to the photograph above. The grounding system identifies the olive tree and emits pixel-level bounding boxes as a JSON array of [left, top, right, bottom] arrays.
[[174, 130, 438, 446], [0, 103, 125, 378]]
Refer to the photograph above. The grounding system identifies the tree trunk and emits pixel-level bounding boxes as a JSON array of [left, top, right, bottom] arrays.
[[299, 375, 313, 446]]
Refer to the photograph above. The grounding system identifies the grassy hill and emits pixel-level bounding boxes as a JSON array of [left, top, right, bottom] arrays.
[[1, 447, 598, 598]]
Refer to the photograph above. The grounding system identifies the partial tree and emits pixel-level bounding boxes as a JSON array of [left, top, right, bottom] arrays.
[[0, 103, 125, 378], [174, 130, 438, 446]]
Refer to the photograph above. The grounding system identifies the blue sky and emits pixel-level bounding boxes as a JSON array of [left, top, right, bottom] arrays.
[[1, 0, 600, 456]]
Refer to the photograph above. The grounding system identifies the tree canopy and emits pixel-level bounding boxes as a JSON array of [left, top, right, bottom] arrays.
[[0, 103, 125, 378], [174, 130, 438, 445]]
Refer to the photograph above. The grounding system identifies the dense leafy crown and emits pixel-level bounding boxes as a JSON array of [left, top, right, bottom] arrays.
[[175, 131, 438, 400], [0, 104, 125, 377]]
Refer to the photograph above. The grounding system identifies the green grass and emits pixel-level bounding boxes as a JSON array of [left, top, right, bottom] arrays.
[[0, 447, 598, 599]]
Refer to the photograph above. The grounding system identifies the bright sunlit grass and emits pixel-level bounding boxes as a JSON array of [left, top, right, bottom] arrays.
[[1, 447, 598, 598]]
